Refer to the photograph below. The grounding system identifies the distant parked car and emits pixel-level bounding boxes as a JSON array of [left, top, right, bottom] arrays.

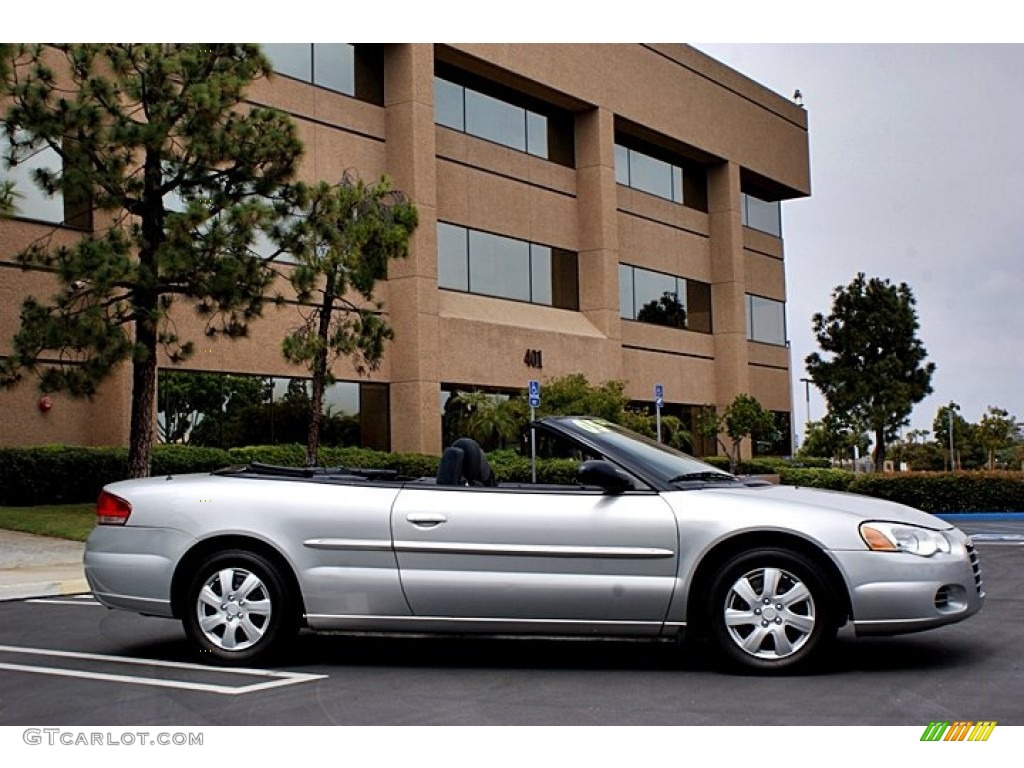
[[85, 417, 984, 672]]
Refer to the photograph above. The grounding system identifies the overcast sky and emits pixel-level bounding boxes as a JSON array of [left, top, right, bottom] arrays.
[[695, 44, 1024, 443]]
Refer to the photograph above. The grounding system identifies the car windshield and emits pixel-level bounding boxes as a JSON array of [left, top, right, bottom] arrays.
[[557, 418, 736, 485]]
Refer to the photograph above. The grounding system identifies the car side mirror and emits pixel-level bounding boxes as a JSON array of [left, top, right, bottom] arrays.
[[577, 460, 634, 494]]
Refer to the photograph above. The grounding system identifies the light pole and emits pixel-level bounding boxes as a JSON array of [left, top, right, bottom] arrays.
[[799, 378, 812, 425], [948, 402, 956, 471]]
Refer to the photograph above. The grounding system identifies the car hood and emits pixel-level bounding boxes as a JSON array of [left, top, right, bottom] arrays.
[[696, 483, 951, 529]]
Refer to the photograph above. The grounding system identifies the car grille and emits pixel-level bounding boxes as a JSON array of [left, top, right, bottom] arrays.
[[966, 540, 984, 598], [934, 585, 951, 609]]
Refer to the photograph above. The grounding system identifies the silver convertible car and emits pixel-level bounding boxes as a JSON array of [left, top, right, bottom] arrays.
[[84, 417, 984, 672]]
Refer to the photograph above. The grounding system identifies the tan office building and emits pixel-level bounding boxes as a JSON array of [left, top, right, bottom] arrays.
[[0, 44, 810, 456]]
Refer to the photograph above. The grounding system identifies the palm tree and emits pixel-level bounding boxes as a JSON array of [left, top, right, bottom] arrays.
[[456, 391, 520, 452]]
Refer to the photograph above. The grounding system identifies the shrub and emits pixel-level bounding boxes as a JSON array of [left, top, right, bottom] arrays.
[[847, 472, 1024, 513], [152, 445, 233, 476], [779, 468, 856, 492], [0, 444, 232, 505], [0, 446, 126, 506], [702, 455, 800, 475], [13, 443, 1015, 513]]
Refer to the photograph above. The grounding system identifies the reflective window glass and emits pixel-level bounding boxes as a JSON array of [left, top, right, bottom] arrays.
[[437, 222, 469, 291], [747, 294, 787, 345], [526, 111, 548, 158], [433, 73, 571, 164], [671, 166, 684, 204], [1, 132, 64, 223], [313, 43, 355, 95], [614, 144, 629, 186], [434, 78, 465, 131], [633, 267, 679, 317], [621, 264, 711, 333], [685, 279, 713, 334], [250, 215, 300, 264], [626, 148, 674, 201], [618, 263, 634, 319], [615, 142, 707, 210], [438, 223, 577, 309], [262, 44, 312, 82], [743, 193, 782, 237], [464, 89, 527, 152], [157, 371, 389, 450], [468, 229, 531, 301], [529, 244, 552, 305]]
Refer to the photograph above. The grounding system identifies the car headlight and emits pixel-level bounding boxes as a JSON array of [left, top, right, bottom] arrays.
[[859, 522, 951, 557]]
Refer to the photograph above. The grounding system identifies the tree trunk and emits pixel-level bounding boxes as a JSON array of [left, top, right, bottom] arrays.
[[305, 273, 337, 467], [128, 151, 164, 479], [127, 317, 158, 478], [873, 427, 886, 472]]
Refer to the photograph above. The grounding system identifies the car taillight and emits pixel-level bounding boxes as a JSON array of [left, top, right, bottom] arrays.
[[97, 491, 132, 525]]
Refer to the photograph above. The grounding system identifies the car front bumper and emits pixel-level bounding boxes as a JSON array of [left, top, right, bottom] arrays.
[[834, 532, 984, 636]]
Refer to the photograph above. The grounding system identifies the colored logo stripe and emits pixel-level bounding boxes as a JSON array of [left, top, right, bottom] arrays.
[[920, 721, 996, 742]]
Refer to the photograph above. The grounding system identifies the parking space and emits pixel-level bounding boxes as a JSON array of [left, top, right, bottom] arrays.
[[0, 525, 1021, 725], [0, 643, 326, 695]]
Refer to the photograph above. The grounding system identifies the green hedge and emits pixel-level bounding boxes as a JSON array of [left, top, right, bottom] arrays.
[[778, 468, 856, 491], [230, 444, 580, 485], [4, 444, 1022, 512], [0, 443, 580, 505], [0, 444, 233, 506], [846, 472, 1024, 513], [701, 456, 816, 475]]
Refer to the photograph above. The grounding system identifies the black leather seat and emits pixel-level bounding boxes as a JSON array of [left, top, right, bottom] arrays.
[[436, 446, 465, 486], [450, 437, 497, 487]]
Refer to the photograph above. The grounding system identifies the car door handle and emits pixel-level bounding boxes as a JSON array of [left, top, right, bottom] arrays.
[[406, 513, 448, 527]]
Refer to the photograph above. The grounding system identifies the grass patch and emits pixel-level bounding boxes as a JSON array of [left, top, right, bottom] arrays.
[[0, 503, 95, 541]]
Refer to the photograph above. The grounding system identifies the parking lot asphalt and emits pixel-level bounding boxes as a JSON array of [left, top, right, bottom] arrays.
[[0, 520, 1021, 726]]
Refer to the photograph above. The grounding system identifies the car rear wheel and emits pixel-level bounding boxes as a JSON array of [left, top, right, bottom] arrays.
[[183, 549, 298, 665], [707, 548, 837, 673]]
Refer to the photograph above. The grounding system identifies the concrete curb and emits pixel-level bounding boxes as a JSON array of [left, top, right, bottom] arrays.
[[0, 577, 90, 602]]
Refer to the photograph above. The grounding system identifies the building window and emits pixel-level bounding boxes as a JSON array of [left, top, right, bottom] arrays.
[[1, 131, 91, 229], [440, 385, 523, 451], [746, 294, 787, 346], [754, 411, 791, 457], [619, 264, 712, 333], [438, 222, 578, 310], [741, 192, 782, 237], [433, 69, 574, 166], [156, 370, 391, 450], [164, 189, 298, 264], [614, 139, 708, 211], [262, 44, 384, 105], [157, 370, 390, 452]]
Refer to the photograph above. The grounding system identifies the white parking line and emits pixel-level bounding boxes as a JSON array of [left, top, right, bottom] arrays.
[[25, 598, 102, 606], [0, 644, 327, 695]]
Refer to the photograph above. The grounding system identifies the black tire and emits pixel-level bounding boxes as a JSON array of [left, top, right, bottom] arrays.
[[182, 549, 298, 665], [706, 547, 837, 673]]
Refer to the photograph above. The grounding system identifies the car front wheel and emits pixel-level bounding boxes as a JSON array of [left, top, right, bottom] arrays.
[[707, 548, 837, 673], [183, 549, 298, 665]]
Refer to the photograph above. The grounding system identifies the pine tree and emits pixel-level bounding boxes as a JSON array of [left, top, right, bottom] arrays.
[[0, 44, 303, 477], [806, 273, 935, 471], [276, 173, 418, 466]]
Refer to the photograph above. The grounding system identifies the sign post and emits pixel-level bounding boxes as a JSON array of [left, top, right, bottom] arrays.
[[528, 380, 541, 483], [654, 384, 664, 443]]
